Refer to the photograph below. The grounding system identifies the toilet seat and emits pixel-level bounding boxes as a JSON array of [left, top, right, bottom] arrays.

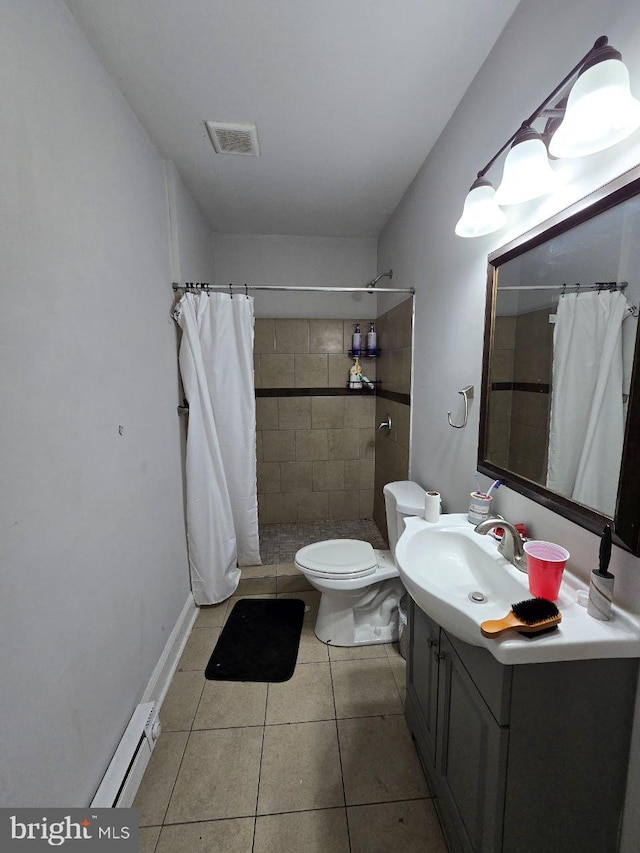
[[294, 539, 377, 580]]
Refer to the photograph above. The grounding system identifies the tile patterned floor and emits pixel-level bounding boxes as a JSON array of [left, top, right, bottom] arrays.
[[134, 591, 447, 853], [134, 586, 450, 852], [258, 519, 387, 566]]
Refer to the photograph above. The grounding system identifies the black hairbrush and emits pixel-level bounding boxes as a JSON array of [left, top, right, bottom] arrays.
[[481, 598, 561, 638]]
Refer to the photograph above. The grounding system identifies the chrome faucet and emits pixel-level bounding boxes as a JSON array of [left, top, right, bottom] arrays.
[[474, 518, 527, 573]]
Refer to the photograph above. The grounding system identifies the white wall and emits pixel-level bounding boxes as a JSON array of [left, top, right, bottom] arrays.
[[378, 0, 640, 846], [212, 233, 378, 318], [0, 0, 212, 806], [165, 160, 215, 285]]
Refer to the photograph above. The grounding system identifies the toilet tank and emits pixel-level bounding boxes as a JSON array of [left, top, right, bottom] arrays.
[[383, 481, 426, 556]]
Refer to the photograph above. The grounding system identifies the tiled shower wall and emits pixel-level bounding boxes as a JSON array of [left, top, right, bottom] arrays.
[[489, 309, 552, 482], [375, 298, 412, 397], [254, 304, 413, 531], [373, 298, 413, 539], [255, 318, 377, 524], [486, 314, 514, 469]]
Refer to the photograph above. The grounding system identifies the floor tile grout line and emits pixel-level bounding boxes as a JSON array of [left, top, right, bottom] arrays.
[[328, 651, 352, 853], [160, 797, 435, 823], [343, 794, 434, 808], [383, 651, 406, 707], [156, 728, 190, 830], [150, 816, 247, 828], [151, 803, 373, 828], [152, 672, 208, 833], [250, 664, 272, 852], [191, 677, 208, 729], [150, 797, 440, 831], [187, 710, 406, 734], [160, 810, 257, 828], [250, 723, 267, 853], [148, 826, 159, 853], [162, 792, 437, 818]]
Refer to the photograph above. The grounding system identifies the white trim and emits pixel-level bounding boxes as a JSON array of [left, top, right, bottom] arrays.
[[92, 703, 158, 808], [90, 593, 197, 807], [140, 592, 198, 710]]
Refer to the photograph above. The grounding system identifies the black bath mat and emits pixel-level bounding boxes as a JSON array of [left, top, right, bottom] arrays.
[[205, 598, 305, 682]]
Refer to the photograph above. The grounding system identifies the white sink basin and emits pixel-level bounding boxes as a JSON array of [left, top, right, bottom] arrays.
[[395, 513, 640, 665]]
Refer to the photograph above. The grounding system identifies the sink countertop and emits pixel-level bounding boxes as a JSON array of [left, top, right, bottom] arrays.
[[396, 513, 640, 666]]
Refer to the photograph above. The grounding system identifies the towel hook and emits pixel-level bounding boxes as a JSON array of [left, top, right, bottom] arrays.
[[447, 385, 474, 429]]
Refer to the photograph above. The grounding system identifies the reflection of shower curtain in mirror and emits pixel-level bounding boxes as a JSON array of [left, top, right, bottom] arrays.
[[547, 291, 629, 517], [174, 291, 261, 605]]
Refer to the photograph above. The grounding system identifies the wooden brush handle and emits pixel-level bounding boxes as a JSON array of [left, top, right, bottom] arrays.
[[481, 611, 561, 638], [481, 612, 523, 638]]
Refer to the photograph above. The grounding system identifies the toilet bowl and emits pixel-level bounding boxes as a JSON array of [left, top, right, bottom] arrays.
[[294, 481, 426, 646]]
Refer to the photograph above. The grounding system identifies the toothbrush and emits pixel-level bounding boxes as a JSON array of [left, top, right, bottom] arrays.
[[485, 479, 501, 499]]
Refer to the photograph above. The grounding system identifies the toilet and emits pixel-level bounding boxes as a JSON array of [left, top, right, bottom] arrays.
[[294, 480, 426, 646]]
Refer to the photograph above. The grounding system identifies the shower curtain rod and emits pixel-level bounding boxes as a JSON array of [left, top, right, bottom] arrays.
[[499, 280, 638, 316], [172, 282, 415, 295], [499, 281, 628, 292]]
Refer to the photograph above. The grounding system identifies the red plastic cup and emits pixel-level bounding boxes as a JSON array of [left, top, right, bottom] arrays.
[[524, 540, 570, 601]]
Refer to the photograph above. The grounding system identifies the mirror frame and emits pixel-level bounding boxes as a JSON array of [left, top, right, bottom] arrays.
[[478, 165, 640, 555]]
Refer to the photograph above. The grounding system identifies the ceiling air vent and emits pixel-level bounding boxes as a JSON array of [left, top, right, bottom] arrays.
[[205, 121, 260, 156]]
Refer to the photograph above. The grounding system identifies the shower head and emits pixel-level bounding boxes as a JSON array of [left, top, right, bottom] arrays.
[[367, 269, 393, 289]]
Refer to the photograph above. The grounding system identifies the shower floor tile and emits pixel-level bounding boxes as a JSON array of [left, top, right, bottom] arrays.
[[258, 517, 387, 564]]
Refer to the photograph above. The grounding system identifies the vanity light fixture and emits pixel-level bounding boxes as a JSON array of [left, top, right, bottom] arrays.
[[454, 177, 506, 238], [455, 36, 640, 238], [549, 41, 640, 157], [494, 127, 557, 205]]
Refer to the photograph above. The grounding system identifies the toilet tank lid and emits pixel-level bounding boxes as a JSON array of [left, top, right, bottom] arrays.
[[383, 480, 426, 515]]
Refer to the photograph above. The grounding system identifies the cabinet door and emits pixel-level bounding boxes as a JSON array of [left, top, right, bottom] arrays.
[[436, 633, 508, 853], [407, 599, 440, 763]]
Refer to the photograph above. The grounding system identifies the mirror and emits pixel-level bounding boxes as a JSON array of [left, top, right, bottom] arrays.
[[479, 167, 640, 554]]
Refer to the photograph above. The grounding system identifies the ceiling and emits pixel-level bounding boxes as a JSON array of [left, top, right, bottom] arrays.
[[65, 0, 521, 237]]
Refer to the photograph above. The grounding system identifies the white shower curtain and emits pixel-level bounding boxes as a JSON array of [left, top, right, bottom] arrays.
[[547, 290, 629, 517], [174, 291, 261, 605]]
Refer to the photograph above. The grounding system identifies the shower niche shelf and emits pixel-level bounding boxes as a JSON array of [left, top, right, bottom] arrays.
[[346, 380, 380, 393], [348, 349, 381, 358]]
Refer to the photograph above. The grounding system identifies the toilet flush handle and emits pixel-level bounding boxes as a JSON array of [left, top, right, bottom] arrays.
[[377, 414, 392, 434]]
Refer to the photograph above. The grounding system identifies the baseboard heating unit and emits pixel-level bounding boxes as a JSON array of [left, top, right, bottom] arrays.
[[91, 702, 161, 808]]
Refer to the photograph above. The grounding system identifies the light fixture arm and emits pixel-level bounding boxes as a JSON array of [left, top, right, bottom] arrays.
[[476, 36, 609, 181]]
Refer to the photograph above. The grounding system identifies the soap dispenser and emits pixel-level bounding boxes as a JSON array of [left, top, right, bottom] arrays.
[[366, 321, 377, 356], [351, 323, 361, 356]]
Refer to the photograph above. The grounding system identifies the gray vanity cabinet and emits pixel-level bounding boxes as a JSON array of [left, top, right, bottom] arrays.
[[435, 632, 509, 852], [405, 598, 639, 853], [409, 595, 439, 757]]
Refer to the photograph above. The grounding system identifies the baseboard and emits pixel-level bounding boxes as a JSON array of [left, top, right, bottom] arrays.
[[90, 591, 197, 807], [140, 592, 198, 710]]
